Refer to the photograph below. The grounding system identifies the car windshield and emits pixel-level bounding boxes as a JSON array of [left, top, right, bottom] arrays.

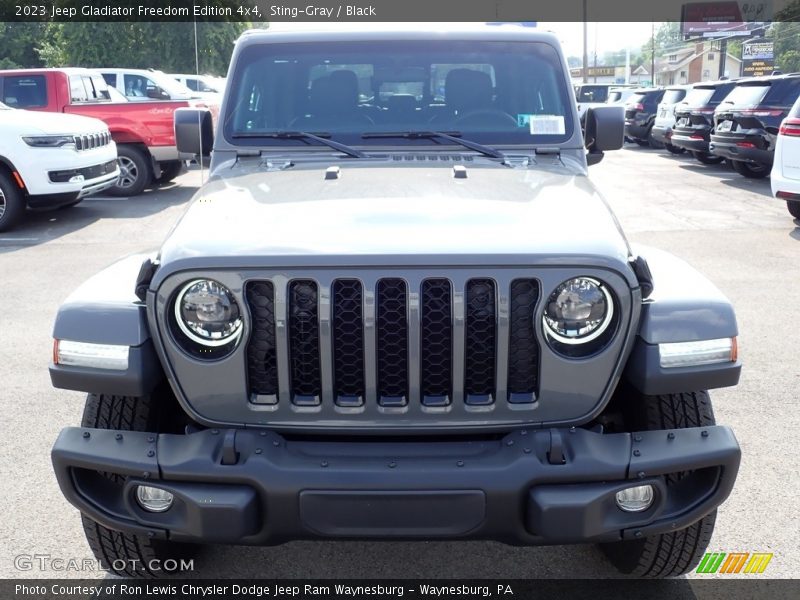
[[147, 72, 194, 98], [628, 93, 647, 105], [720, 83, 770, 107], [224, 40, 575, 148], [683, 87, 715, 107], [576, 85, 608, 103], [662, 89, 687, 104]]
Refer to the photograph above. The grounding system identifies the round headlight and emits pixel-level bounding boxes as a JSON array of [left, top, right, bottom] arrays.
[[174, 279, 243, 347], [543, 277, 613, 345]]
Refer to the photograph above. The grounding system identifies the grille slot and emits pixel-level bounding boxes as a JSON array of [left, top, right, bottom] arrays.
[[288, 280, 321, 405], [376, 278, 409, 406], [332, 279, 365, 406], [507, 279, 540, 403], [245, 281, 279, 403], [464, 279, 497, 405], [420, 279, 453, 406]]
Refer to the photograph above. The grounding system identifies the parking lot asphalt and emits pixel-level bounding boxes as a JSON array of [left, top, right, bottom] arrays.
[[1, 145, 798, 580]]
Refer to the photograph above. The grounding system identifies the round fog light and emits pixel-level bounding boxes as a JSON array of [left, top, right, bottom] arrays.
[[615, 484, 654, 512], [136, 485, 174, 513]]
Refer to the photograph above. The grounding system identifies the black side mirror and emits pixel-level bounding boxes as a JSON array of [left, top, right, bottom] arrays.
[[147, 87, 169, 100], [584, 105, 624, 166], [175, 107, 214, 157]]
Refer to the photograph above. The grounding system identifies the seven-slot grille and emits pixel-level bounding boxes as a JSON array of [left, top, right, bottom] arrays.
[[74, 131, 112, 151], [245, 277, 540, 410]]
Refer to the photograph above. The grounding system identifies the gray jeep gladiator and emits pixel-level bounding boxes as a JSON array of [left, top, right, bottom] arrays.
[[50, 25, 741, 578]]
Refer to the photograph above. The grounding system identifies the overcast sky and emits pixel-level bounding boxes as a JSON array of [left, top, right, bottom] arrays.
[[540, 22, 658, 58]]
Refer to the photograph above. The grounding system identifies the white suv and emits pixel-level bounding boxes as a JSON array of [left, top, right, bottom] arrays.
[[650, 85, 692, 153], [98, 69, 195, 101], [0, 101, 119, 232], [771, 95, 800, 220], [171, 74, 224, 101]]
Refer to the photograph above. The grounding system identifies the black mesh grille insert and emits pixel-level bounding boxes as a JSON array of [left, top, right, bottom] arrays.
[[332, 279, 365, 405], [376, 278, 408, 404], [288, 280, 321, 403], [420, 279, 453, 404], [245, 281, 278, 398], [464, 279, 497, 401], [508, 279, 540, 402]]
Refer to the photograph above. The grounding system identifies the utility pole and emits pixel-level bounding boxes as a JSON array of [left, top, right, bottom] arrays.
[[582, 0, 588, 83], [593, 22, 598, 83], [651, 22, 656, 86], [718, 37, 728, 79], [625, 46, 631, 84]]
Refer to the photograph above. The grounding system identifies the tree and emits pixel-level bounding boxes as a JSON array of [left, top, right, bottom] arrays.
[[771, 19, 800, 73], [38, 22, 250, 75], [0, 22, 48, 68], [641, 22, 683, 66]]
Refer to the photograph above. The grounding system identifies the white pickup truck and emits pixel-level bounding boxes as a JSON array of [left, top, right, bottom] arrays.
[[0, 101, 119, 232]]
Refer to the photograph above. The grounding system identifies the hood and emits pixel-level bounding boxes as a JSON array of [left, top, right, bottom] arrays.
[[0, 108, 107, 135], [158, 159, 632, 271]]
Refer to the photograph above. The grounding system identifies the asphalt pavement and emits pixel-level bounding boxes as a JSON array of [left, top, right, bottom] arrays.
[[1, 145, 797, 580]]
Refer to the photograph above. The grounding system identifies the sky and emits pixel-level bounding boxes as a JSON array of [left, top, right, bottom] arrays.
[[540, 22, 658, 59]]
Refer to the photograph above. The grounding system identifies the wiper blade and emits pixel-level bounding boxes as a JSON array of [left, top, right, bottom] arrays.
[[231, 131, 367, 159], [362, 130, 506, 160]]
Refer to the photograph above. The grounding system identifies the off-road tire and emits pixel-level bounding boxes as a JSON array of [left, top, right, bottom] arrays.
[[665, 144, 685, 155], [730, 160, 770, 179], [79, 393, 196, 577], [0, 170, 25, 232], [600, 391, 718, 578], [786, 200, 800, 220], [157, 160, 184, 184], [692, 151, 724, 165], [110, 145, 152, 197]]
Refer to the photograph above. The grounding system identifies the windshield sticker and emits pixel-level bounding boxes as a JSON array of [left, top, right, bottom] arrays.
[[527, 115, 566, 135]]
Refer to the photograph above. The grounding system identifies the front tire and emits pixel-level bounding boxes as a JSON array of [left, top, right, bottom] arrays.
[[110, 145, 153, 197], [0, 170, 25, 232], [79, 392, 196, 577], [730, 160, 770, 179], [788, 200, 800, 220], [600, 390, 718, 578]]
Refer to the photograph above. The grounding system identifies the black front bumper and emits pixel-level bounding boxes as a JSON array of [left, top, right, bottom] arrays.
[[670, 130, 712, 154], [52, 425, 740, 546]]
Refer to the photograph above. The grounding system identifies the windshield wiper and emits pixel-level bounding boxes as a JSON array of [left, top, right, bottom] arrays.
[[362, 130, 506, 160], [231, 131, 367, 159]]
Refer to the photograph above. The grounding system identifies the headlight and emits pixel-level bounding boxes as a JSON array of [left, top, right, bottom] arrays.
[[174, 279, 243, 347], [543, 277, 614, 345], [21, 135, 75, 148]]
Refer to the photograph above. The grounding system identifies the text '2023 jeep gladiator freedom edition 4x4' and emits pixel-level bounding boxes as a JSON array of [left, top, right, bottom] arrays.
[[50, 26, 741, 578]]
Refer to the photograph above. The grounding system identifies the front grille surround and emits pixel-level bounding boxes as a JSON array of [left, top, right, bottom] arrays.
[[156, 267, 634, 431]]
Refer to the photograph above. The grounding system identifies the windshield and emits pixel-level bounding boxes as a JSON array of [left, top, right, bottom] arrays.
[[720, 83, 770, 107], [661, 89, 687, 105], [683, 87, 715, 107], [576, 85, 608, 103], [147, 71, 195, 98], [225, 40, 575, 148], [628, 93, 647, 105]]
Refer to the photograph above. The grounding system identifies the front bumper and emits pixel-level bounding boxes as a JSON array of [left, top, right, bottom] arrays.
[[52, 425, 740, 545]]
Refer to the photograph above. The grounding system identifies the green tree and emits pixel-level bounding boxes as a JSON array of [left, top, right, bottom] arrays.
[[38, 22, 250, 75], [0, 22, 48, 68], [641, 22, 683, 66], [770, 19, 800, 73]]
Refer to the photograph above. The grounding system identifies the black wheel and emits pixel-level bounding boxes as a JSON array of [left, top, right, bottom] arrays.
[[692, 151, 725, 165], [79, 391, 196, 577], [0, 170, 25, 232], [600, 390, 718, 578], [110, 145, 153, 196], [665, 144, 685, 155], [788, 200, 800, 220], [730, 160, 769, 179], [157, 160, 184, 184]]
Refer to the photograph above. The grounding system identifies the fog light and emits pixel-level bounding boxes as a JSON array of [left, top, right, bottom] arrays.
[[136, 486, 174, 513], [615, 484, 654, 512]]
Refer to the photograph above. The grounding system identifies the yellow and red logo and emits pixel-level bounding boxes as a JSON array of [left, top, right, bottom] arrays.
[[696, 552, 773, 574]]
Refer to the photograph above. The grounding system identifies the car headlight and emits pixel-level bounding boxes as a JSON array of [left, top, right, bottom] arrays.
[[174, 279, 243, 347], [543, 277, 614, 346], [21, 135, 75, 148]]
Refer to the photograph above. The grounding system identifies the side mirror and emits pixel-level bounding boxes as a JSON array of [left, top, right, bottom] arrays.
[[147, 87, 169, 100], [175, 107, 214, 157], [584, 105, 624, 166]]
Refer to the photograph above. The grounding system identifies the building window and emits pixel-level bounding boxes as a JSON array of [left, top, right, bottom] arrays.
[[668, 54, 677, 62], [703, 69, 710, 80], [708, 53, 715, 60], [680, 70, 686, 78]]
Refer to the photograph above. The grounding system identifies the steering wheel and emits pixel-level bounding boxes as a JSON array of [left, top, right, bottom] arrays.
[[452, 109, 519, 128]]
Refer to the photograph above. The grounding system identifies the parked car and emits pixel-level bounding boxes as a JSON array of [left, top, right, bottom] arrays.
[[0, 101, 118, 231], [51, 25, 741, 579], [575, 83, 634, 118], [709, 74, 800, 178], [624, 88, 666, 147], [0, 68, 212, 195], [99, 68, 196, 102], [607, 87, 637, 105], [171, 73, 224, 100], [671, 80, 738, 164], [771, 95, 800, 219], [650, 84, 693, 154]]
